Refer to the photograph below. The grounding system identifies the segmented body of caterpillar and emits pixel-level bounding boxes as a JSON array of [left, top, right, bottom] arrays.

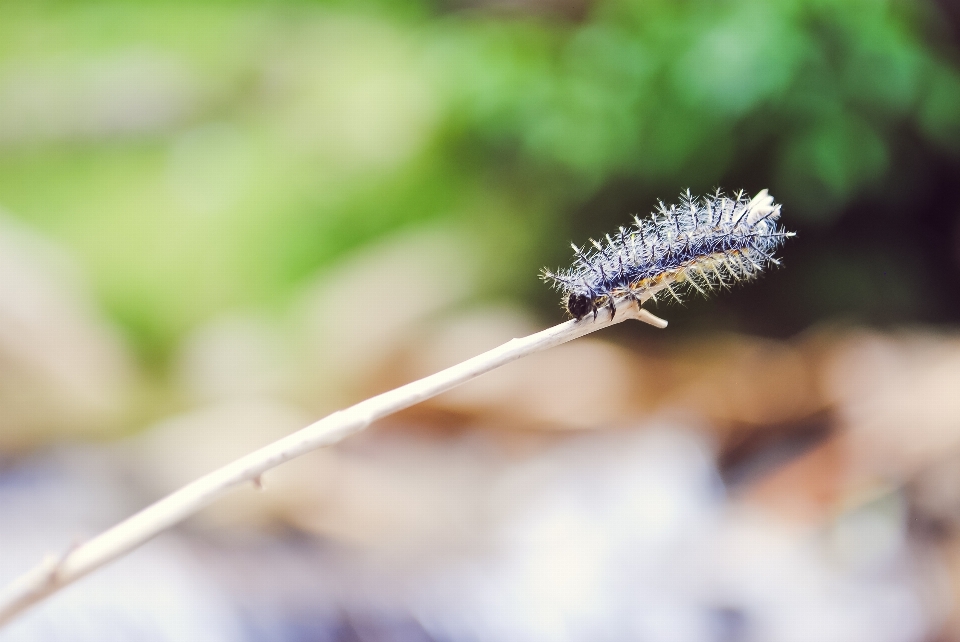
[[542, 189, 795, 321]]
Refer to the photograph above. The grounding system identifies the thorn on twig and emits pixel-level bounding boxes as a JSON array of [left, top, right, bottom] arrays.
[[251, 475, 264, 490], [40, 540, 80, 585], [40, 554, 61, 584], [637, 308, 668, 328]]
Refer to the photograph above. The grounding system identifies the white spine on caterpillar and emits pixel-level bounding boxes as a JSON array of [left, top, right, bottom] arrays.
[[542, 189, 795, 320]]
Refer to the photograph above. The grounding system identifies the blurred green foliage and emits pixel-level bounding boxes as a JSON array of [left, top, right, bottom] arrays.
[[0, 0, 958, 360]]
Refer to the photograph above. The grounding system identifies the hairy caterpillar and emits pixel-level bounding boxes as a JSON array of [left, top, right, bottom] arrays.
[[542, 189, 795, 320]]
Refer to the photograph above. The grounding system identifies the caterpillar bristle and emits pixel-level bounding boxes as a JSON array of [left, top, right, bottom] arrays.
[[542, 189, 795, 321]]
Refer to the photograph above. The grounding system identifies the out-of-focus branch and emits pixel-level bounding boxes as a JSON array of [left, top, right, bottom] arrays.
[[0, 301, 667, 627]]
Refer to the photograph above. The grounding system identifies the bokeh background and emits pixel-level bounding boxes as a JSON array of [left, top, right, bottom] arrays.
[[1, 0, 960, 640]]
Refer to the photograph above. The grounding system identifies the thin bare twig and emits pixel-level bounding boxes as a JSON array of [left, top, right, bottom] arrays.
[[0, 301, 667, 627]]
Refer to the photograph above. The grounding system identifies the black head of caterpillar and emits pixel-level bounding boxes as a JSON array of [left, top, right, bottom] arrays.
[[542, 189, 795, 321]]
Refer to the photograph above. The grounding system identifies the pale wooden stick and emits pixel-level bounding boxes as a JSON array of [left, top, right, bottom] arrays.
[[0, 301, 667, 626]]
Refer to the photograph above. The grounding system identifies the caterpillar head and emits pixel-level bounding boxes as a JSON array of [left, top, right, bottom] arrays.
[[566, 293, 596, 321]]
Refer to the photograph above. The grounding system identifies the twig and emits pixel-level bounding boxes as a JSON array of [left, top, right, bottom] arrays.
[[0, 300, 667, 627]]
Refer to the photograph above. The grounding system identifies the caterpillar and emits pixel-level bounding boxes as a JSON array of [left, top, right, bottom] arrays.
[[542, 189, 795, 321]]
